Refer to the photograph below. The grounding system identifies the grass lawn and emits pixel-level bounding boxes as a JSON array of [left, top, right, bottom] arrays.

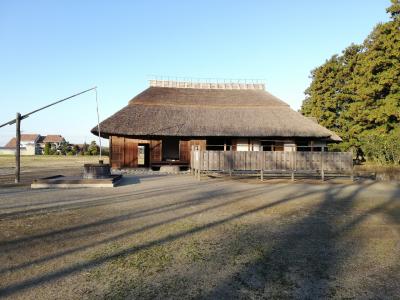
[[354, 163, 400, 181], [0, 174, 399, 299]]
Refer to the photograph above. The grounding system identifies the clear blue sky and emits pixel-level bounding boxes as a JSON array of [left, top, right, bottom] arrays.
[[0, 0, 390, 146]]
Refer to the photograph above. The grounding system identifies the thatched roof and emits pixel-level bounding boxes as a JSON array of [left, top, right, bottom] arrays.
[[92, 84, 341, 141]]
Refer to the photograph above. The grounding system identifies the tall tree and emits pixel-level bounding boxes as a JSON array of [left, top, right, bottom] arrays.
[[301, 0, 400, 163]]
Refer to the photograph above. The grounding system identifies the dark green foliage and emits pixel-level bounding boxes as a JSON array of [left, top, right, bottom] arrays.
[[58, 140, 70, 155], [43, 142, 57, 155], [80, 142, 88, 155], [43, 142, 52, 155], [301, 0, 400, 164], [72, 145, 79, 155], [88, 141, 99, 156], [101, 147, 110, 156], [361, 127, 400, 164]]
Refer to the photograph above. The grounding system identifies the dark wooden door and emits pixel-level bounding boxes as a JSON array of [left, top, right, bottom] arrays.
[[179, 139, 190, 162], [124, 138, 138, 167]]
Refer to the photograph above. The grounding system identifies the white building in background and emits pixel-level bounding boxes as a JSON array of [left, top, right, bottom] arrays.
[[0, 134, 41, 155], [37, 135, 66, 153], [0, 134, 66, 155]]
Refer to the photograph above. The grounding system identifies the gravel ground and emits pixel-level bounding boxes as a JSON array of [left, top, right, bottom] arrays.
[[0, 174, 399, 299]]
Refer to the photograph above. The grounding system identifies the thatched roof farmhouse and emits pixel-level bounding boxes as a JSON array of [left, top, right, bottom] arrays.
[[93, 80, 341, 169]]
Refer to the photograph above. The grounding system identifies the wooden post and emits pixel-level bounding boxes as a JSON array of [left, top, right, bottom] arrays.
[[198, 149, 202, 181], [190, 145, 194, 176], [195, 146, 199, 179], [321, 148, 325, 181], [229, 146, 233, 177], [260, 151, 264, 182], [293, 151, 296, 182], [15, 112, 21, 183]]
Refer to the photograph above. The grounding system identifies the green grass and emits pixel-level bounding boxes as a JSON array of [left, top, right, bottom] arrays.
[[355, 163, 400, 180]]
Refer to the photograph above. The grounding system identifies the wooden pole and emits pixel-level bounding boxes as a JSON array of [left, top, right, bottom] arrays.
[[15, 112, 21, 183], [229, 146, 233, 177], [95, 88, 102, 161], [190, 145, 194, 176], [198, 149, 202, 181], [321, 147, 325, 181], [292, 151, 296, 182], [260, 150, 265, 182]]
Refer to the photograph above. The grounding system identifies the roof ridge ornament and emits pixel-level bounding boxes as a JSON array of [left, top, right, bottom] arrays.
[[148, 77, 266, 90]]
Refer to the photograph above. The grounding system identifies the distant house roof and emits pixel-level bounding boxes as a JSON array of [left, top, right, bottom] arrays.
[[92, 81, 341, 142], [74, 144, 86, 148], [41, 135, 65, 143], [4, 134, 40, 148]]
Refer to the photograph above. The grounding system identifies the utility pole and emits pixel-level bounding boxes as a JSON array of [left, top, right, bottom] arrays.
[[15, 113, 21, 183]]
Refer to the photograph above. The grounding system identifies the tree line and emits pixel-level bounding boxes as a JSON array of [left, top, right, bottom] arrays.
[[301, 0, 400, 164], [43, 140, 109, 156]]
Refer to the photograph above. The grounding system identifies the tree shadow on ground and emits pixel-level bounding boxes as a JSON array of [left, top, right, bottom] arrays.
[[0, 184, 286, 274], [95, 182, 400, 299], [1, 181, 399, 299], [0, 183, 322, 297], [0, 177, 216, 219], [202, 183, 400, 299]]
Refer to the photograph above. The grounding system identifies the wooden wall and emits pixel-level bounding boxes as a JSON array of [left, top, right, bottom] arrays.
[[110, 136, 206, 168], [188, 139, 206, 151], [110, 136, 149, 168], [124, 139, 138, 167], [110, 136, 125, 168], [179, 140, 190, 162], [192, 150, 353, 173], [150, 140, 162, 163], [179, 139, 206, 163]]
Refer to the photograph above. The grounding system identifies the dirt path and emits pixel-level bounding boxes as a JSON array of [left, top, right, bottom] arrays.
[[0, 175, 399, 299]]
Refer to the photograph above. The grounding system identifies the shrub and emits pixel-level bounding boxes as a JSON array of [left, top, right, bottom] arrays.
[[361, 128, 400, 165], [44, 143, 51, 155], [88, 141, 99, 156]]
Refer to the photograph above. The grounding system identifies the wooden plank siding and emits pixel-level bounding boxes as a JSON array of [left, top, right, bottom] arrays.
[[124, 138, 138, 167], [110, 136, 124, 169], [179, 140, 190, 162], [110, 136, 151, 168], [110, 136, 351, 172], [189, 139, 206, 151], [110, 136, 203, 168], [193, 150, 353, 173], [150, 140, 162, 163]]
